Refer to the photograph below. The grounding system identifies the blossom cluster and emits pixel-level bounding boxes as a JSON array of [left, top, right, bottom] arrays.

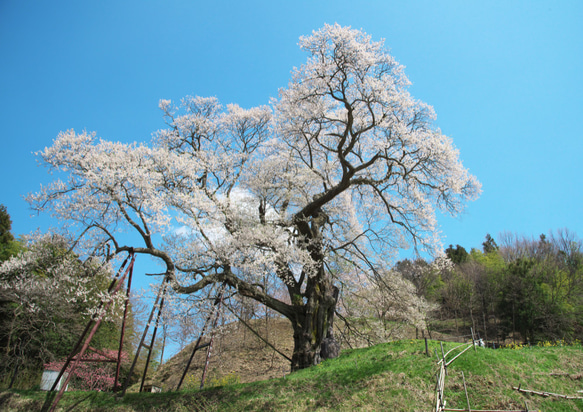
[[0, 234, 114, 318]]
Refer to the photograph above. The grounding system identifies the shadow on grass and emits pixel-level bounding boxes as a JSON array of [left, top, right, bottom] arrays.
[[40, 390, 99, 412], [40, 390, 56, 412]]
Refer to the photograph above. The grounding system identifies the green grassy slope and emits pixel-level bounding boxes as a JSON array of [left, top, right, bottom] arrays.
[[2, 340, 583, 411]]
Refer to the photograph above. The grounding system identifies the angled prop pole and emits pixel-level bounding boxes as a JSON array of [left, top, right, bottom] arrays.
[[49, 253, 135, 412]]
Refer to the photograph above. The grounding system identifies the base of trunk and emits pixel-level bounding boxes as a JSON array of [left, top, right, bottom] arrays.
[[320, 336, 340, 359], [289, 282, 340, 371]]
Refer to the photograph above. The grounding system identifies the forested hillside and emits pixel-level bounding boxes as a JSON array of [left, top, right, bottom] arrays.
[[419, 230, 583, 344]]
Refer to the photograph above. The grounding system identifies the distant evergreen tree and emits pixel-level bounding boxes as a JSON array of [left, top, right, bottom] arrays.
[[445, 244, 469, 264], [0, 205, 21, 262], [482, 234, 498, 254]]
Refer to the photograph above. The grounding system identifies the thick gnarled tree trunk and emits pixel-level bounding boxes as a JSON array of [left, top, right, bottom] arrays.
[[285, 207, 342, 370], [289, 267, 340, 371]]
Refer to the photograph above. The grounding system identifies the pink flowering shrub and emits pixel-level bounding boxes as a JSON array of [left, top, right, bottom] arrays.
[[45, 349, 129, 391]]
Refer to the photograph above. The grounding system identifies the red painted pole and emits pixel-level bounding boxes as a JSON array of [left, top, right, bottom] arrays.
[[114, 257, 134, 391], [121, 275, 168, 395], [139, 278, 169, 392], [49, 254, 135, 412], [200, 286, 225, 389], [48, 255, 132, 393], [175, 284, 225, 391]]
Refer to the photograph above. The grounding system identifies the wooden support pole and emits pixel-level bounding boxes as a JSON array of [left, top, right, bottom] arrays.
[[49, 254, 135, 412], [444, 343, 472, 361], [223, 302, 292, 362], [446, 344, 473, 368], [121, 275, 168, 396], [434, 370, 440, 412], [199, 289, 224, 390], [440, 342, 447, 375], [139, 278, 169, 393], [462, 371, 471, 412], [114, 258, 134, 391], [49, 254, 132, 393], [175, 284, 226, 391], [440, 365, 446, 411], [441, 366, 446, 409], [442, 409, 528, 412], [512, 386, 583, 399], [435, 364, 445, 412]]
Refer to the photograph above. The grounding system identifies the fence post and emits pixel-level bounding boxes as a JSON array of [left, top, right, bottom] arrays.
[[440, 342, 447, 375]]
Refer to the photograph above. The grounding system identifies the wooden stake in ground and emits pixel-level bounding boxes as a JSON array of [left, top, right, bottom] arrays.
[[440, 342, 447, 375], [462, 371, 471, 412]]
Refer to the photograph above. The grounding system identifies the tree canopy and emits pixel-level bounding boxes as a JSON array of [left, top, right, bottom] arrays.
[[0, 234, 121, 385], [29, 24, 480, 370], [0, 205, 22, 262]]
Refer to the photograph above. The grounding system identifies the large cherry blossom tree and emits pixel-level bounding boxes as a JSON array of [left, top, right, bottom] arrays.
[[29, 24, 480, 370]]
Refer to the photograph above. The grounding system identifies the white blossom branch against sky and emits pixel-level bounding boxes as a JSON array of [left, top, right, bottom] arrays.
[[1, 0, 582, 262]]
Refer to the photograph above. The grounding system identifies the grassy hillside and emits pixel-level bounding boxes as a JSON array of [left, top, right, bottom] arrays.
[[2, 339, 583, 411], [152, 317, 422, 391]]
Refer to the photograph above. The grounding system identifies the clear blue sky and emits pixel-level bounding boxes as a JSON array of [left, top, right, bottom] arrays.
[[1, 0, 582, 255]]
